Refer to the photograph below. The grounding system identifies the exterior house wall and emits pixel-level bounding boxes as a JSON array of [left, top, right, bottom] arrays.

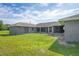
[[9, 22, 63, 35], [9, 26, 63, 35], [64, 20, 79, 42], [9, 27, 37, 35], [10, 26, 26, 35]]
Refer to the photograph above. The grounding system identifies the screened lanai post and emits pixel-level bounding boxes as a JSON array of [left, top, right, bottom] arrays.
[[40, 27, 41, 33], [52, 27, 53, 33], [48, 27, 49, 33]]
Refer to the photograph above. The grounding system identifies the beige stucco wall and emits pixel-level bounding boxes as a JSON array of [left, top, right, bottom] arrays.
[[64, 20, 79, 42]]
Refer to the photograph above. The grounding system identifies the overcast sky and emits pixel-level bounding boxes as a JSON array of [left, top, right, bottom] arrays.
[[0, 3, 79, 24]]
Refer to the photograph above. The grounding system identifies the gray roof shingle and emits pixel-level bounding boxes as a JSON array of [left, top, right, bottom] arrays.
[[11, 22, 62, 27], [11, 22, 36, 27], [59, 14, 79, 21], [36, 22, 62, 27]]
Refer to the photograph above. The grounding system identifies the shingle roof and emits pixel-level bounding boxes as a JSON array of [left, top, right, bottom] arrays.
[[36, 22, 62, 27], [59, 14, 79, 21], [11, 22, 62, 27], [11, 22, 36, 27]]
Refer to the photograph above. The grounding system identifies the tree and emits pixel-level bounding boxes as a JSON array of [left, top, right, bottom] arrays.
[[0, 20, 3, 30], [0, 20, 10, 30], [2, 24, 10, 30]]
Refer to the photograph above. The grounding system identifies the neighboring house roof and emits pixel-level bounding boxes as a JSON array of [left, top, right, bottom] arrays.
[[11, 22, 62, 27], [59, 14, 79, 22]]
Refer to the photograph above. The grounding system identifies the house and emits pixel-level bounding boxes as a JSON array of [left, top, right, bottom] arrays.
[[9, 22, 64, 35], [59, 14, 79, 43], [9, 22, 36, 35], [9, 14, 79, 43]]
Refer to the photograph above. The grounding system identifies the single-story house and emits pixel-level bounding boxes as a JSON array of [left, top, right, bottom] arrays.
[[59, 14, 79, 43], [9, 14, 79, 43], [9, 22, 36, 35], [9, 22, 64, 35]]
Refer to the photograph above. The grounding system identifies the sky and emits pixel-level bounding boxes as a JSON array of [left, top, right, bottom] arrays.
[[0, 3, 79, 24]]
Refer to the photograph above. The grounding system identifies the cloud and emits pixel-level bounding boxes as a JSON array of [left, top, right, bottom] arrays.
[[34, 8, 79, 22], [0, 3, 79, 24], [39, 3, 49, 7], [0, 6, 22, 19], [56, 3, 64, 7], [16, 8, 79, 23]]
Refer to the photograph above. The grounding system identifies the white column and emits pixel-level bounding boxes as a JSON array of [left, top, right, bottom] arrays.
[[40, 27, 41, 32], [29, 27, 30, 33]]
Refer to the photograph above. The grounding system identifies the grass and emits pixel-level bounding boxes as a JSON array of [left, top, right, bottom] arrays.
[[0, 31, 79, 56], [0, 30, 62, 56], [49, 39, 79, 56]]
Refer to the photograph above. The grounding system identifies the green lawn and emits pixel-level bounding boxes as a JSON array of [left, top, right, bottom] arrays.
[[0, 30, 62, 56], [49, 40, 79, 56], [0, 31, 79, 56]]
